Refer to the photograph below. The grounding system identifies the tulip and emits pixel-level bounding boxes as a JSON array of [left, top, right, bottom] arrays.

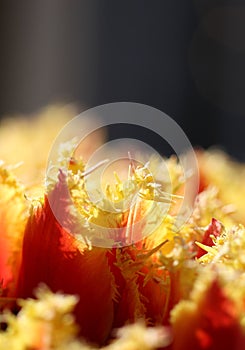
[[1, 109, 245, 349]]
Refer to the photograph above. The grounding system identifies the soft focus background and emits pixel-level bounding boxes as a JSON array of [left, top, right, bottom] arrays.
[[0, 0, 245, 160]]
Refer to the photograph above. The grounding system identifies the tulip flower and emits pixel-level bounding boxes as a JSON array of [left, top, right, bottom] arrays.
[[1, 108, 245, 349], [16, 146, 193, 345]]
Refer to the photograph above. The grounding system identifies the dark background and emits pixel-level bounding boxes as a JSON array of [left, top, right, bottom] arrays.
[[0, 0, 245, 159]]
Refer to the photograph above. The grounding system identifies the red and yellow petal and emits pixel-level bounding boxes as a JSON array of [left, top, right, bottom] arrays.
[[171, 274, 245, 350], [16, 182, 117, 345]]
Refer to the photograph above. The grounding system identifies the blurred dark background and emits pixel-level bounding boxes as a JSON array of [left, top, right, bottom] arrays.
[[0, 0, 245, 159]]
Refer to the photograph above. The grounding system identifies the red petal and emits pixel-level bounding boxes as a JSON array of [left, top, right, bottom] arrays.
[[16, 182, 116, 345]]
